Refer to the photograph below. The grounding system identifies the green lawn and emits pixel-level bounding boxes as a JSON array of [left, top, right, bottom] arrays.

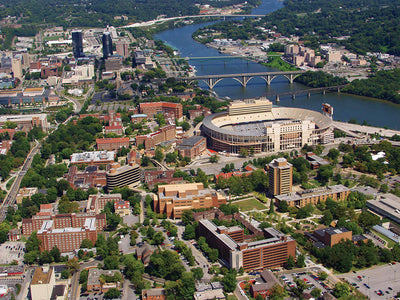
[[227, 296, 238, 300], [234, 198, 267, 212]]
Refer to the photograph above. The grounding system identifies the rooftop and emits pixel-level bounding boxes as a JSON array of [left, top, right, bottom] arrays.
[[31, 266, 53, 285]]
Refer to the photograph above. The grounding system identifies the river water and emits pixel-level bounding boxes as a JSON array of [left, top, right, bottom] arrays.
[[154, 0, 400, 130]]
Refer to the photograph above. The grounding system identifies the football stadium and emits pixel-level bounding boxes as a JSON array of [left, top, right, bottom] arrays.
[[201, 98, 333, 154]]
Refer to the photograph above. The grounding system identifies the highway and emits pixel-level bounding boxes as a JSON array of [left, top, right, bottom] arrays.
[[0, 142, 41, 222]]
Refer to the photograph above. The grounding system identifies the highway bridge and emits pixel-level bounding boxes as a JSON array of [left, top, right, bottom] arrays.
[[176, 71, 306, 89], [122, 14, 265, 28], [263, 85, 348, 101]]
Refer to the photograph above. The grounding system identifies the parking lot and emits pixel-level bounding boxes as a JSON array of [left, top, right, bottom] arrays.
[[0, 242, 25, 264], [280, 271, 332, 295], [342, 263, 400, 300]]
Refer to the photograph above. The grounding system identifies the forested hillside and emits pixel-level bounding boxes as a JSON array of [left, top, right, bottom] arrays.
[[0, 0, 260, 27], [195, 0, 400, 55]]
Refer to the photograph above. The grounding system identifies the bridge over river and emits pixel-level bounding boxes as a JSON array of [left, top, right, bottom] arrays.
[[175, 70, 306, 89]]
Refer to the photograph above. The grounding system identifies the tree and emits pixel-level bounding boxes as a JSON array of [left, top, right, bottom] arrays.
[[50, 246, 61, 263], [66, 258, 80, 273], [181, 210, 194, 225], [327, 148, 340, 161], [152, 231, 165, 245], [208, 248, 219, 263], [209, 155, 219, 163], [269, 284, 285, 300], [278, 201, 289, 212], [321, 210, 333, 226], [318, 271, 328, 281], [191, 267, 204, 280], [155, 148, 164, 162], [240, 148, 248, 157], [183, 224, 196, 240], [311, 288, 321, 298], [333, 282, 350, 298], [61, 269, 71, 279], [296, 254, 306, 268], [285, 255, 295, 270], [358, 211, 380, 230], [269, 202, 275, 214], [317, 165, 333, 185], [222, 270, 237, 292], [104, 288, 121, 299], [80, 239, 94, 249]]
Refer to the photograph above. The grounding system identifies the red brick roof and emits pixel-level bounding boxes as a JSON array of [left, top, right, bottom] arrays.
[[96, 137, 129, 144], [140, 101, 181, 108], [105, 125, 123, 130]]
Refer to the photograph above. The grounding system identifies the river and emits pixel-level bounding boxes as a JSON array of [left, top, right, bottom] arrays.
[[154, 0, 400, 130]]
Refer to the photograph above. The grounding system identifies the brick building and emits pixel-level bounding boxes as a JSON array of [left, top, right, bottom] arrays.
[[154, 183, 227, 219], [139, 102, 183, 119], [198, 219, 296, 271], [268, 158, 292, 196], [143, 170, 184, 189], [114, 200, 130, 216], [37, 218, 98, 253], [176, 136, 207, 159], [96, 137, 130, 151], [65, 165, 107, 190], [136, 125, 176, 150], [104, 123, 123, 135], [275, 184, 350, 208], [22, 211, 106, 235], [87, 269, 122, 293], [142, 288, 166, 300], [86, 193, 122, 214]]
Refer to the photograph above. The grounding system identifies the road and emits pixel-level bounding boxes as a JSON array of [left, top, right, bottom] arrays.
[[17, 267, 33, 300], [69, 271, 80, 300], [0, 142, 41, 222]]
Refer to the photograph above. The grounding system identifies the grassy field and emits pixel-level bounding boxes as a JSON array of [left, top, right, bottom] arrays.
[[234, 198, 267, 212], [227, 295, 238, 300]]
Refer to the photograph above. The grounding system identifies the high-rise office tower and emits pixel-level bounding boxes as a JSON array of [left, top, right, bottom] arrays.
[[102, 32, 113, 59], [72, 30, 84, 58], [268, 157, 292, 196]]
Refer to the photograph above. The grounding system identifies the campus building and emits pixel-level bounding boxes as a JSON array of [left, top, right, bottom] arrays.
[[275, 184, 350, 208], [37, 218, 97, 253], [143, 170, 184, 189], [87, 269, 122, 293], [64, 165, 107, 190], [139, 102, 183, 119], [0, 113, 50, 132], [70, 151, 115, 165], [106, 162, 142, 189], [86, 193, 122, 214], [198, 217, 296, 271], [135, 125, 176, 150], [268, 158, 292, 196], [30, 266, 56, 300], [154, 183, 227, 219], [176, 136, 207, 159], [96, 137, 130, 151], [22, 208, 106, 236], [305, 227, 368, 248]]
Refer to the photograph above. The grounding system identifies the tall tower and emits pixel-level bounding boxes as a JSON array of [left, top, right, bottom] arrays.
[[71, 30, 84, 58], [268, 158, 292, 196], [102, 32, 113, 59]]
